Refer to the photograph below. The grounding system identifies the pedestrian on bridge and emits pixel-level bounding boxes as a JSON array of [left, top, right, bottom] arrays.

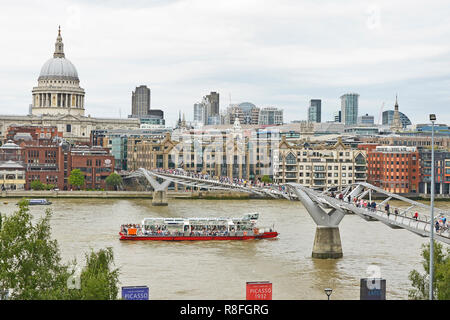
[[385, 203, 390, 217], [414, 211, 419, 221]]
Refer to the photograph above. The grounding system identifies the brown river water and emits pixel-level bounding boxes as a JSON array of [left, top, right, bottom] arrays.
[[1, 198, 448, 300]]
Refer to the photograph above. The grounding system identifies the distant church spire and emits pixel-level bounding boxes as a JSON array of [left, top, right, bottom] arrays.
[[391, 93, 402, 132], [54, 25, 65, 58]]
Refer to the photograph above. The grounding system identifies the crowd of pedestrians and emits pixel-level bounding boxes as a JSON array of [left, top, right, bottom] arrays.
[[154, 168, 286, 192], [329, 190, 449, 234]]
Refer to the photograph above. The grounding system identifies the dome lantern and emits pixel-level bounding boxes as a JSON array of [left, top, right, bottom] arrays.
[[54, 25, 65, 58]]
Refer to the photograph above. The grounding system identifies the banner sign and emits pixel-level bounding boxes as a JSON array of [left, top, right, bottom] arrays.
[[360, 278, 386, 300], [246, 281, 272, 300], [121, 286, 149, 300]]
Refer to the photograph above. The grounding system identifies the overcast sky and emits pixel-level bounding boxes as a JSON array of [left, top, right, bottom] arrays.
[[1, 0, 450, 127]]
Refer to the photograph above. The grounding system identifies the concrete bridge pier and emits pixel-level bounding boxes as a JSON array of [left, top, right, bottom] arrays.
[[152, 190, 168, 206], [312, 226, 343, 259], [288, 184, 346, 259], [126, 169, 172, 206]]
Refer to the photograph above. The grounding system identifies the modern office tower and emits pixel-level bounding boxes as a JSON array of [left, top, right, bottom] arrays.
[[259, 107, 283, 125], [197, 91, 220, 125], [333, 110, 341, 122], [357, 113, 375, 125], [340, 93, 359, 125], [225, 102, 260, 125], [382, 110, 412, 128], [308, 99, 321, 123], [131, 85, 151, 117], [193, 103, 205, 124], [139, 109, 165, 127], [207, 92, 220, 115], [205, 91, 219, 119]]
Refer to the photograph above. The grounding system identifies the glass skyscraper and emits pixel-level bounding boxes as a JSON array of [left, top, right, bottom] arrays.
[[340, 93, 359, 125], [308, 99, 321, 123]]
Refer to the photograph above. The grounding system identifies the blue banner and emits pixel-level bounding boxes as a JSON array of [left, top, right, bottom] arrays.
[[121, 286, 149, 300]]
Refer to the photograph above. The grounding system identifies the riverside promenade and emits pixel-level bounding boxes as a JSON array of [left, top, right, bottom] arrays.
[[0, 190, 252, 200]]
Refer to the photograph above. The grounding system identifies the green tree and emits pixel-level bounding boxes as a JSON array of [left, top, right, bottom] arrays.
[[261, 175, 272, 183], [408, 241, 450, 300], [0, 201, 120, 300], [70, 248, 120, 300], [105, 173, 122, 191], [69, 169, 85, 190], [30, 180, 45, 190], [45, 184, 55, 191], [0, 200, 71, 299]]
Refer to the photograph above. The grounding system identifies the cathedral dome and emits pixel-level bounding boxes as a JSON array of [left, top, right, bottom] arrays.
[[31, 26, 86, 118], [37, 26, 79, 81], [39, 57, 79, 81]]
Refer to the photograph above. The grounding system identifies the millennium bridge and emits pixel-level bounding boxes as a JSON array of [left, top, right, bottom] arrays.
[[124, 168, 450, 259]]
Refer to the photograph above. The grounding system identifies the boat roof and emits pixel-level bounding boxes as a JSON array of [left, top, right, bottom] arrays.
[[141, 213, 259, 224]]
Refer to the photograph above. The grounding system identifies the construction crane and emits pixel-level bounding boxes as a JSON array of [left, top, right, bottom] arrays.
[[377, 102, 384, 125]]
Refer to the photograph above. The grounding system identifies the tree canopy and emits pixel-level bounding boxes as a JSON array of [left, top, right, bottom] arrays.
[[261, 175, 272, 183], [0, 200, 120, 300], [69, 169, 85, 190], [408, 241, 450, 300], [30, 180, 54, 191], [105, 173, 122, 191]]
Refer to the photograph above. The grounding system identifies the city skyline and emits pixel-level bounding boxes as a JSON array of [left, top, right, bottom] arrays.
[[0, 1, 450, 127]]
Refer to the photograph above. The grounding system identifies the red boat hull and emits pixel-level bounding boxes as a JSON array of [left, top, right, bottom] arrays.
[[119, 232, 278, 241]]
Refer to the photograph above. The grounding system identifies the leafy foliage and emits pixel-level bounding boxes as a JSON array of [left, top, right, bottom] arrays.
[[30, 180, 45, 190], [70, 248, 120, 300], [105, 173, 122, 190], [30, 180, 55, 191], [408, 241, 450, 300], [0, 201, 120, 300], [68, 169, 85, 189], [261, 175, 272, 183]]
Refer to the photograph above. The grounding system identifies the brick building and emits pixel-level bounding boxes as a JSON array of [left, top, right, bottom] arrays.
[[70, 146, 115, 190], [6, 125, 63, 142], [23, 143, 65, 190], [359, 144, 420, 194], [3, 125, 115, 190]]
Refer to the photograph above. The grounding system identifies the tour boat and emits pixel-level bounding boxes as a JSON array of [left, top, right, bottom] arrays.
[[119, 213, 278, 241], [24, 199, 52, 205]]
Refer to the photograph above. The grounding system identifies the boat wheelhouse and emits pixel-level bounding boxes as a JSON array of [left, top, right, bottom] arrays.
[[119, 213, 278, 241]]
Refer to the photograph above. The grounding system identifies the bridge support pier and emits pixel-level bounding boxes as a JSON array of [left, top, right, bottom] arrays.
[[287, 183, 346, 259], [312, 226, 343, 259], [152, 190, 168, 206]]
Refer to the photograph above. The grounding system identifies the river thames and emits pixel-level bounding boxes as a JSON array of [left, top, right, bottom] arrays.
[[1, 198, 445, 299]]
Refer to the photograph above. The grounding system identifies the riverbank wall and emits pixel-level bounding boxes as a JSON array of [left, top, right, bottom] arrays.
[[0, 190, 252, 200], [1, 190, 448, 201]]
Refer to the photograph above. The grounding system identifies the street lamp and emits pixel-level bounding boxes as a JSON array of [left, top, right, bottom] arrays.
[[429, 113, 436, 300], [324, 288, 333, 300]]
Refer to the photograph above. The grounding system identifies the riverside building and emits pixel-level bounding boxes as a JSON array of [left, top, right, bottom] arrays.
[[274, 136, 367, 190], [359, 144, 420, 194]]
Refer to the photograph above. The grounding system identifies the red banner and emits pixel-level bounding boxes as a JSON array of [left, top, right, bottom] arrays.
[[246, 282, 272, 300]]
